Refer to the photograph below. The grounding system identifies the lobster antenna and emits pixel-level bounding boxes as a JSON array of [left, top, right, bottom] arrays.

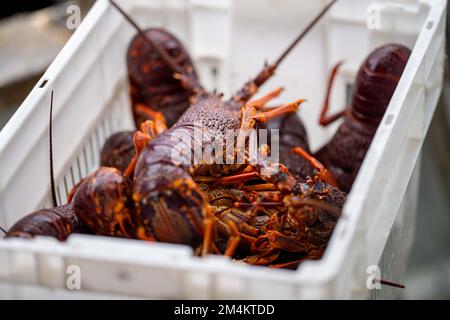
[[109, 0, 192, 81], [0, 226, 6, 234], [49, 90, 58, 208], [274, 0, 338, 67], [378, 279, 405, 289], [235, 0, 338, 102]]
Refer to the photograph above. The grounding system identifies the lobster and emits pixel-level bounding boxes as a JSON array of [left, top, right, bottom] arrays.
[[315, 43, 411, 193], [4, 91, 155, 241], [6, 167, 140, 241], [100, 8, 205, 175], [102, 23, 197, 169], [127, 27, 199, 129], [100, 28, 197, 173], [99, 21, 196, 170], [197, 151, 345, 265], [218, 144, 346, 265], [100, 27, 197, 171], [109, 0, 339, 255], [188, 143, 344, 266], [248, 185, 344, 269]]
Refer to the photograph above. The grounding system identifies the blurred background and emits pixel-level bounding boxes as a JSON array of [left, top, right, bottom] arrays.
[[0, 0, 449, 299]]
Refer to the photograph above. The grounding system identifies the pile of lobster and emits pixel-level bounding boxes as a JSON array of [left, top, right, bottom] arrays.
[[3, 0, 411, 270]]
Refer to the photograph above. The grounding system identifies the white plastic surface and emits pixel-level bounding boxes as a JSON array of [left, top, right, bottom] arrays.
[[0, 0, 446, 299]]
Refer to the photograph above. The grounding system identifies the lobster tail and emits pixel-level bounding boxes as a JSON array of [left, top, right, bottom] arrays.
[[351, 44, 411, 123], [6, 205, 82, 241], [71, 167, 135, 238]]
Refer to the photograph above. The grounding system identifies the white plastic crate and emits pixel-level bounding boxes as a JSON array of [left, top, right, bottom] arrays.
[[0, 0, 445, 299]]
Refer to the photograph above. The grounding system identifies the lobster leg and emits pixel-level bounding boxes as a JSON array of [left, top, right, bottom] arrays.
[[240, 87, 305, 131], [201, 206, 215, 256], [319, 61, 346, 126], [115, 212, 136, 238], [136, 227, 156, 242], [292, 146, 337, 186], [124, 120, 161, 178], [235, 201, 284, 208], [246, 87, 284, 109], [244, 183, 276, 192], [133, 104, 168, 134], [245, 249, 280, 266], [217, 172, 259, 186], [224, 221, 241, 257], [250, 99, 305, 124]]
